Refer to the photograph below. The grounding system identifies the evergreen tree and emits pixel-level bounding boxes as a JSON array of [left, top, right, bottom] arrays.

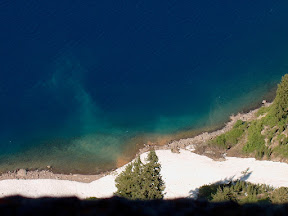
[[130, 156, 146, 199], [142, 150, 165, 199], [271, 74, 288, 120], [114, 156, 143, 199], [114, 150, 165, 200], [114, 163, 134, 199]]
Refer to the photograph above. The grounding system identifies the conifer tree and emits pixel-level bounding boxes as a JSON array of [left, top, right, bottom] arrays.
[[114, 150, 165, 200], [114, 162, 134, 199], [142, 150, 165, 199], [130, 156, 145, 199], [114, 156, 143, 199], [271, 74, 288, 120]]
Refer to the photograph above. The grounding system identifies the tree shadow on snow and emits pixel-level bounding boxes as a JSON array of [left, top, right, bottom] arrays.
[[188, 168, 252, 199]]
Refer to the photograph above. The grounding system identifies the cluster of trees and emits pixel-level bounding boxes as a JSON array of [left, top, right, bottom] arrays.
[[198, 180, 288, 204], [114, 150, 165, 200]]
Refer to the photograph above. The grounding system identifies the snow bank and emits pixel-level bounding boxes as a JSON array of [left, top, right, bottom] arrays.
[[1, 150, 288, 199]]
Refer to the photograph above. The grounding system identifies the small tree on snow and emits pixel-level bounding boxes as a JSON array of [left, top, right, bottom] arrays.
[[114, 150, 165, 200], [142, 150, 165, 199]]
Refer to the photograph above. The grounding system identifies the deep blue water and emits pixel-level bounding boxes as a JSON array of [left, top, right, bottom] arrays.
[[1, 1, 288, 173]]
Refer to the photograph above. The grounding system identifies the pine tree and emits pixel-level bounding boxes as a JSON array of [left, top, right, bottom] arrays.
[[130, 156, 145, 199], [271, 74, 288, 120], [142, 150, 165, 199], [114, 150, 165, 200], [114, 163, 134, 199]]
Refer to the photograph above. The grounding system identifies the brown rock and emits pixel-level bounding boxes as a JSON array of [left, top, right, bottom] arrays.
[[171, 146, 180, 154], [17, 169, 27, 177]]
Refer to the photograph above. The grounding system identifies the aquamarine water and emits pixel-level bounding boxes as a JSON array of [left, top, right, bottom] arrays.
[[1, 1, 288, 173]]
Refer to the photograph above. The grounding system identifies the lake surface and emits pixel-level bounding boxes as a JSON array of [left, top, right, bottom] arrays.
[[1, 1, 288, 173]]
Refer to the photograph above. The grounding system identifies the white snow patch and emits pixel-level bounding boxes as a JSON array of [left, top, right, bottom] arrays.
[[1, 150, 288, 199]]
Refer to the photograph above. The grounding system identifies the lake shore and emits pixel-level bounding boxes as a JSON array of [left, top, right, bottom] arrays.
[[2, 101, 288, 199], [0, 102, 271, 183], [1, 148, 288, 199]]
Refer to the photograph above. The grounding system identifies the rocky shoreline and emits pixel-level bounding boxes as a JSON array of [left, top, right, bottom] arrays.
[[0, 169, 108, 183], [140, 102, 271, 156], [0, 102, 271, 183]]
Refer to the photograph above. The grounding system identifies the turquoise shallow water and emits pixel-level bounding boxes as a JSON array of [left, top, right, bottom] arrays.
[[1, 1, 288, 173]]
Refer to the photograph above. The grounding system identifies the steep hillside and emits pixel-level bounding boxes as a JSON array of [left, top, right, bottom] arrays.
[[209, 74, 288, 161]]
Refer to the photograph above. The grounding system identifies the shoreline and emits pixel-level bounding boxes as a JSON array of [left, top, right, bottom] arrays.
[[1, 148, 288, 199], [2, 102, 288, 200], [0, 101, 272, 183], [139, 102, 271, 156]]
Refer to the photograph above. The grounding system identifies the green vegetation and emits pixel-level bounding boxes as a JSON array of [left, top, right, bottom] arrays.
[[261, 74, 288, 128], [210, 120, 247, 149], [85, 197, 99, 200], [256, 105, 271, 117], [114, 150, 165, 200], [270, 74, 288, 121], [273, 145, 288, 158], [198, 181, 288, 204], [210, 74, 288, 160], [270, 187, 288, 204], [242, 119, 270, 159]]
